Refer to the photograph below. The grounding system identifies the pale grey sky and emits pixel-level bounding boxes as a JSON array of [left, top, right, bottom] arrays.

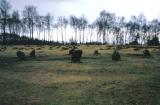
[[9, 0, 160, 23]]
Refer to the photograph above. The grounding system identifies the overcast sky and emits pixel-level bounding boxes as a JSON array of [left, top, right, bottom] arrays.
[[9, 0, 160, 23]]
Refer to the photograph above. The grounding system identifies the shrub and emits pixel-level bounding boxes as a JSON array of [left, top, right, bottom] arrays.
[[99, 48, 105, 50], [86, 42, 102, 45], [133, 48, 140, 51], [147, 37, 159, 46], [16, 51, 26, 60], [94, 50, 100, 56], [71, 49, 83, 63], [106, 46, 112, 50], [49, 47, 53, 50], [112, 50, 121, 61], [61, 46, 69, 50], [56, 46, 61, 49], [0, 46, 7, 52], [30, 50, 36, 57], [13, 47, 18, 50], [36, 47, 41, 50], [143, 49, 151, 57]]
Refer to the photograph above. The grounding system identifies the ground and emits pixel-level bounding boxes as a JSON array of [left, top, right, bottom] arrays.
[[0, 45, 160, 105]]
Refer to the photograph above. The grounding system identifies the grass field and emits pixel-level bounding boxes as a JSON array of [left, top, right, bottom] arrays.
[[0, 45, 160, 105]]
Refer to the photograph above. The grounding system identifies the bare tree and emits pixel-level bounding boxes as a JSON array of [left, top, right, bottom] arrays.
[[35, 16, 43, 39], [96, 10, 115, 44], [113, 16, 125, 45], [138, 13, 147, 44], [45, 13, 53, 41], [57, 16, 64, 43], [63, 17, 68, 43], [23, 5, 38, 39], [78, 16, 88, 43], [0, 0, 11, 34], [70, 16, 79, 43], [53, 23, 59, 42], [88, 23, 96, 43], [12, 10, 21, 35], [126, 16, 140, 44], [7, 14, 12, 35]]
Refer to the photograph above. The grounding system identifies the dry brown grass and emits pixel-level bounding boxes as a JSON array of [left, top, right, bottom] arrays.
[[0, 45, 160, 105]]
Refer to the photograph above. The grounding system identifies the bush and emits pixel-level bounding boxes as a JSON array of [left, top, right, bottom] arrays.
[[49, 47, 53, 50], [36, 47, 41, 50], [133, 48, 141, 51], [112, 50, 121, 61], [0, 46, 7, 52], [16, 51, 26, 60], [30, 50, 36, 57], [86, 42, 102, 45], [94, 50, 100, 56], [56, 46, 61, 49], [71, 49, 83, 63], [147, 37, 159, 46], [143, 49, 151, 57], [106, 46, 113, 50], [61, 46, 69, 50]]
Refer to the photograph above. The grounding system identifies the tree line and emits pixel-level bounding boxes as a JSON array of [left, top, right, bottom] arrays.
[[0, 0, 159, 45]]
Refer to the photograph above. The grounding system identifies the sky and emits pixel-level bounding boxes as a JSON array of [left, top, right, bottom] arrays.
[[9, 0, 160, 23]]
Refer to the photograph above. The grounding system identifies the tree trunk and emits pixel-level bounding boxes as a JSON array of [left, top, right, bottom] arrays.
[[31, 22, 34, 39], [61, 26, 63, 44], [83, 29, 85, 43], [57, 28, 58, 42], [79, 30, 81, 44], [75, 28, 77, 43], [103, 29, 106, 44]]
